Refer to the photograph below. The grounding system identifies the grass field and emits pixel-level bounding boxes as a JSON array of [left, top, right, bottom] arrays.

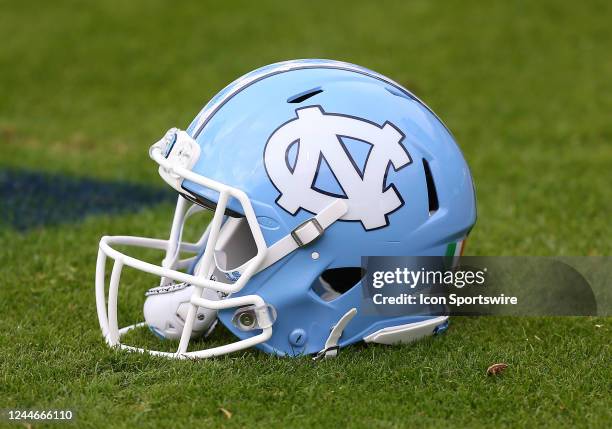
[[1, 0, 611, 427]]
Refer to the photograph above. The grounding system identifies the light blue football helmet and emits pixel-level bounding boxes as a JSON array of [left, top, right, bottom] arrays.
[[95, 59, 476, 359]]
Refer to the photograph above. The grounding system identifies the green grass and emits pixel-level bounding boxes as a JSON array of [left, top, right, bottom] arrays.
[[1, 0, 611, 427]]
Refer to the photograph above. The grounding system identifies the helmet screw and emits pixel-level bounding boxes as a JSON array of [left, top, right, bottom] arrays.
[[239, 312, 255, 328], [289, 329, 307, 347]]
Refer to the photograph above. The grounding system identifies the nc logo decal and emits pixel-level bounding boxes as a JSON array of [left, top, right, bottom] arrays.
[[264, 106, 411, 230]]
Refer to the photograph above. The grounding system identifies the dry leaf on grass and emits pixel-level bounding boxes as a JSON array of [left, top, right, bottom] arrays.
[[487, 363, 509, 376], [219, 407, 232, 419]]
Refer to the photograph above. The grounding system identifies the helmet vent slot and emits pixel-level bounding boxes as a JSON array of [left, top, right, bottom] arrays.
[[385, 86, 412, 100], [422, 158, 439, 215], [311, 267, 365, 302], [287, 87, 323, 103]]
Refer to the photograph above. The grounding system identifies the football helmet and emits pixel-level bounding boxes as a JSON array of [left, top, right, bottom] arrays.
[[95, 59, 476, 359]]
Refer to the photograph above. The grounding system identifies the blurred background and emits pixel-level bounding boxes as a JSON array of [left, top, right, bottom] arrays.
[[2, 0, 611, 254]]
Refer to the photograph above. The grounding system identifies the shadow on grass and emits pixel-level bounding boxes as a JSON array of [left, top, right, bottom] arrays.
[[0, 167, 175, 230]]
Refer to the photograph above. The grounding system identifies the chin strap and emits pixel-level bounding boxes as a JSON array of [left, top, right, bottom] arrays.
[[259, 199, 348, 271], [313, 308, 357, 361]]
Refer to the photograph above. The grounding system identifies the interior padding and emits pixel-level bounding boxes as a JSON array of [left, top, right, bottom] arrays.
[[214, 218, 258, 272]]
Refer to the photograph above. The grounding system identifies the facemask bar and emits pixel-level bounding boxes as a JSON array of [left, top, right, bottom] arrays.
[[95, 129, 348, 359], [159, 196, 207, 286], [96, 150, 273, 357]]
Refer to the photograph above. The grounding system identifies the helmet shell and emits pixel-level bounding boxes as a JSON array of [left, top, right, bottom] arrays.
[[181, 60, 476, 355]]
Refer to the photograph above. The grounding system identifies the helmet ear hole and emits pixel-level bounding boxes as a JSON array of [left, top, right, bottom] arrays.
[[312, 267, 365, 302]]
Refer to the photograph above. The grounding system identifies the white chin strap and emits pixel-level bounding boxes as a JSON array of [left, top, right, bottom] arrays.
[[259, 198, 348, 271]]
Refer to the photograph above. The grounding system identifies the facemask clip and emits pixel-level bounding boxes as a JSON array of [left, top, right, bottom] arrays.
[[232, 304, 277, 331], [151, 129, 201, 191]]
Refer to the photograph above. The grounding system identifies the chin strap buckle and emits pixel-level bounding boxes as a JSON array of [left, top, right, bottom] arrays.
[[313, 308, 357, 361], [291, 218, 324, 247], [258, 199, 348, 272]]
